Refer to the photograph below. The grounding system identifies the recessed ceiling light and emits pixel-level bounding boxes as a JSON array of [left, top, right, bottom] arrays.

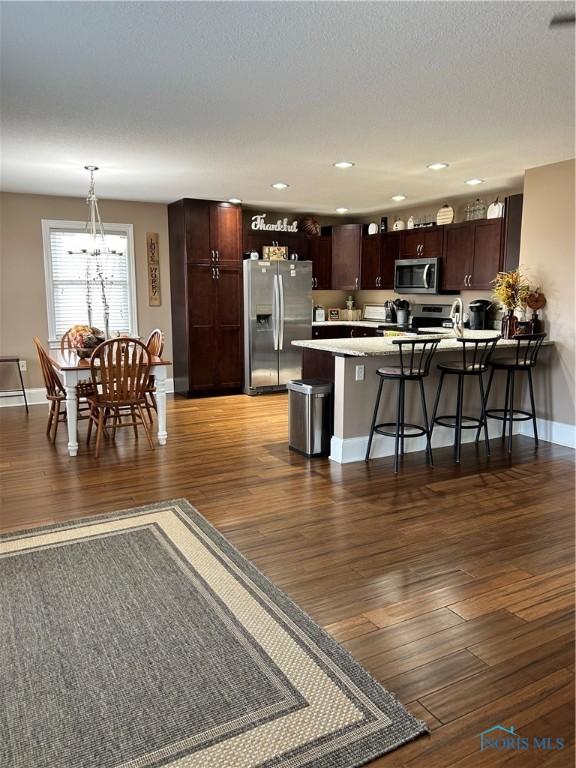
[[333, 161, 355, 169], [271, 182, 289, 190], [336, 207, 349, 214], [427, 162, 449, 171], [391, 194, 407, 202], [465, 178, 484, 185], [228, 198, 242, 204]]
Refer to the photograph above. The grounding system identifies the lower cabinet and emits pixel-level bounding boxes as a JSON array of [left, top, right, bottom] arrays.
[[312, 325, 378, 340], [186, 264, 242, 395]]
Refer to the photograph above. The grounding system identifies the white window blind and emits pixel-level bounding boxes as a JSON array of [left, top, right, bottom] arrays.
[[42, 221, 137, 342]]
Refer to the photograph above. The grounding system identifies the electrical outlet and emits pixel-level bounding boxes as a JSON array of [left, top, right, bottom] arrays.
[[355, 365, 365, 381], [18, 359, 27, 372]]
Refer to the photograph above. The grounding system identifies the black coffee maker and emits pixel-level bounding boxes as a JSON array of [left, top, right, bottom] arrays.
[[468, 299, 493, 330]]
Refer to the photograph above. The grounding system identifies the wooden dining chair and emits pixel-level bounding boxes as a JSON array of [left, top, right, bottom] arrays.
[[144, 328, 164, 422], [86, 338, 153, 458], [33, 337, 67, 442], [60, 328, 96, 419]]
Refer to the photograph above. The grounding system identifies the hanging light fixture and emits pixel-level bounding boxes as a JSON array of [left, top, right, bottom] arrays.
[[67, 166, 122, 337]]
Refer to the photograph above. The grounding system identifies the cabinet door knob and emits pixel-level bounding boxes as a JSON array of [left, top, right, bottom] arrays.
[[212, 266, 215, 279], [211, 250, 214, 261], [216, 250, 219, 261], [216, 267, 220, 279], [355, 277, 359, 289]]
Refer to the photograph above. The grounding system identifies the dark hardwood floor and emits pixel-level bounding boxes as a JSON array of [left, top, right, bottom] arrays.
[[1, 393, 574, 767]]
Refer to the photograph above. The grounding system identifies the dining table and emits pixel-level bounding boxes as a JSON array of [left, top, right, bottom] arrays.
[[48, 348, 172, 457]]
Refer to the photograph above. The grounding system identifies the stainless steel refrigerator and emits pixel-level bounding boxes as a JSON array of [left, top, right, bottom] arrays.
[[243, 259, 312, 394]]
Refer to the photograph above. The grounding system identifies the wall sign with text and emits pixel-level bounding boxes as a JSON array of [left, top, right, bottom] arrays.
[[251, 213, 298, 233], [146, 232, 161, 306]]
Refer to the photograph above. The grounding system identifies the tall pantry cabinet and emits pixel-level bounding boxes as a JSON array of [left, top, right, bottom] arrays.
[[168, 199, 243, 397]]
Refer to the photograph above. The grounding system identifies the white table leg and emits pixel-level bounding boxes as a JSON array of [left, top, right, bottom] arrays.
[[155, 365, 168, 445], [63, 371, 79, 457]]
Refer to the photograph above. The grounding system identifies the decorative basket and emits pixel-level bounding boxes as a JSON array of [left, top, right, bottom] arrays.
[[67, 324, 105, 358]]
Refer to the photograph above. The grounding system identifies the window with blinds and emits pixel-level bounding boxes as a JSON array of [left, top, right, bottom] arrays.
[[42, 221, 137, 342]]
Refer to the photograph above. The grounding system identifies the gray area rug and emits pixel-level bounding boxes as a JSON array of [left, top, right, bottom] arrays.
[[0, 499, 427, 768]]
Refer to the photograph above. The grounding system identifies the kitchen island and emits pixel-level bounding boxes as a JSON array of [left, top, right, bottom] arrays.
[[293, 333, 554, 463]]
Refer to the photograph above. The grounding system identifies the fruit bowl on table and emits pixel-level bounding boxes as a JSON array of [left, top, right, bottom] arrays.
[[67, 325, 105, 358]]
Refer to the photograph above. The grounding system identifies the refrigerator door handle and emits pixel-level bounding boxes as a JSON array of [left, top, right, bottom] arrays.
[[272, 273, 279, 351], [278, 273, 285, 350]]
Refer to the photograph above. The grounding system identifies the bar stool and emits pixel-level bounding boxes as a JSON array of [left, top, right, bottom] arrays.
[[365, 337, 441, 473], [476, 332, 546, 454], [430, 335, 500, 463], [0, 356, 28, 412]]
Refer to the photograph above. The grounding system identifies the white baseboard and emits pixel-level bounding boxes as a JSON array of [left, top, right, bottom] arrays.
[[0, 379, 175, 408], [331, 420, 520, 464], [518, 417, 576, 449]]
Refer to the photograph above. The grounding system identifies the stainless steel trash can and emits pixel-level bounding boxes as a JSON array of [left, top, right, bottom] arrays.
[[287, 379, 333, 457]]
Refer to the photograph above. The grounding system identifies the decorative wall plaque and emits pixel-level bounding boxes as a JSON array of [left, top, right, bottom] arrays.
[[251, 213, 298, 232], [146, 232, 161, 306]]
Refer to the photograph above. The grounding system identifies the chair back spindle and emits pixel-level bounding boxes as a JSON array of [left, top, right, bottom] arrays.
[[512, 332, 546, 367], [456, 336, 500, 371], [33, 337, 65, 399], [393, 337, 441, 377], [146, 329, 164, 358], [91, 338, 151, 404]]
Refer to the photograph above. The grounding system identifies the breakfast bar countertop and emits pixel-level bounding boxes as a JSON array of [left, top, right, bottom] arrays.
[[293, 331, 554, 358]]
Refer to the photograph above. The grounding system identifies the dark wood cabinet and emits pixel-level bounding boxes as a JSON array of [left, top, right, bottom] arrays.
[[312, 325, 378, 340], [169, 198, 243, 396], [471, 219, 503, 289], [441, 219, 503, 291], [244, 231, 309, 261], [210, 204, 242, 263], [360, 235, 381, 289], [179, 199, 241, 265], [359, 232, 398, 289], [310, 236, 332, 290], [381, 232, 400, 289], [442, 223, 475, 291], [502, 194, 523, 272], [399, 228, 444, 259], [331, 224, 362, 290]]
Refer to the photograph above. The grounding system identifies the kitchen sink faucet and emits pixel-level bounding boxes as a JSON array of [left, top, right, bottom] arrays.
[[450, 298, 464, 337]]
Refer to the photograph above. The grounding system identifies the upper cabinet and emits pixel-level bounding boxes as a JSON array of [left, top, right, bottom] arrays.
[[244, 230, 309, 261], [471, 219, 503, 289], [179, 199, 241, 265], [310, 235, 332, 290], [360, 235, 380, 289], [331, 224, 362, 290], [442, 219, 503, 291], [399, 228, 444, 259], [360, 232, 399, 289], [209, 204, 242, 263]]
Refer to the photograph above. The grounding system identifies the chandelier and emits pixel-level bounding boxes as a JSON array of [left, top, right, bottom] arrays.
[[67, 166, 124, 337]]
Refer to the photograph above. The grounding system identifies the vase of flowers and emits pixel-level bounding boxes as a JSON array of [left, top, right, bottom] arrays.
[[492, 268, 531, 339]]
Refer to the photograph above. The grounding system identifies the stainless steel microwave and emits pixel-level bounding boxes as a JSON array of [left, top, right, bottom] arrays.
[[394, 257, 440, 294]]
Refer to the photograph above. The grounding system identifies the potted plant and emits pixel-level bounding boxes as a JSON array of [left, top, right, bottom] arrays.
[[491, 268, 531, 338]]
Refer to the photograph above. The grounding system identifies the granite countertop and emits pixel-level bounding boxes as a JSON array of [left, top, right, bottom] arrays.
[[293, 331, 554, 358]]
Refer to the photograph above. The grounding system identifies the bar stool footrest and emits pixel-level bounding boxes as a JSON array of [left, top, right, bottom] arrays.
[[485, 408, 534, 423], [434, 415, 483, 430], [374, 422, 428, 439]]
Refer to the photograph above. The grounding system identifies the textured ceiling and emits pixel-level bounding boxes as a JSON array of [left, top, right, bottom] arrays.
[[1, 1, 574, 213]]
